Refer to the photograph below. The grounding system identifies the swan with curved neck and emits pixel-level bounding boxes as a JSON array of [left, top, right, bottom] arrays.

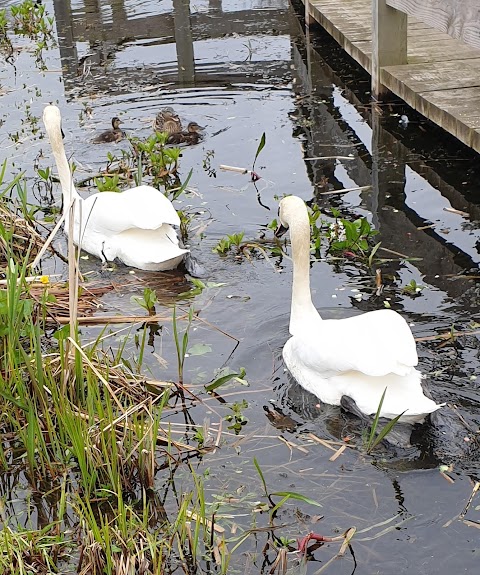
[[43, 105, 188, 271], [275, 195, 443, 423]]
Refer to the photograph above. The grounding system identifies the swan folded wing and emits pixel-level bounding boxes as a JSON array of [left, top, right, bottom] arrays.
[[81, 186, 180, 235], [112, 225, 187, 267], [296, 309, 418, 377]]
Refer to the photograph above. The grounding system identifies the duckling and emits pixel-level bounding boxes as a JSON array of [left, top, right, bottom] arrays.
[[167, 122, 204, 145], [92, 117, 125, 144], [153, 107, 182, 135]]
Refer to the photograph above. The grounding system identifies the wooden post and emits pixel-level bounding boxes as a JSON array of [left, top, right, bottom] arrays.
[[305, 0, 315, 27], [372, 0, 407, 100]]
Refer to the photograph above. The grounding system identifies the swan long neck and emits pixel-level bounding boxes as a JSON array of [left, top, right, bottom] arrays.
[[48, 126, 80, 212], [289, 212, 319, 335]]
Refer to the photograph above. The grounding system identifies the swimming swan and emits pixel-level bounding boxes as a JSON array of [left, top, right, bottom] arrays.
[[43, 105, 188, 271], [275, 195, 443, 423]]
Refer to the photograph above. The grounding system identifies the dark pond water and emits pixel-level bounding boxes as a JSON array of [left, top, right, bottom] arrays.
[[2, 0, 480, 572]]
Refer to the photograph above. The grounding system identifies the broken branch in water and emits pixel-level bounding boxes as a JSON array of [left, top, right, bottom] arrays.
[[219, 164, 260, 181], [305, 156, 356, 161], [318, 185, 372, 196]]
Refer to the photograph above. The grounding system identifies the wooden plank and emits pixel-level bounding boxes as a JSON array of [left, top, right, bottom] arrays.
[[382, 59, 480, 93], [387, 0, 480, 50], [415, 87, 480, 149]]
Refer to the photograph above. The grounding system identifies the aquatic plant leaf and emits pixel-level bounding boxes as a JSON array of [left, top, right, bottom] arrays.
[[205, 367, 246, 392], [271, 491, 322, 507], [172, 168, 193, 200], [252, 132, 266, 171], [253, 456, 268, 497], [365, 388, 405, 453], [188, 343, 212, 356]]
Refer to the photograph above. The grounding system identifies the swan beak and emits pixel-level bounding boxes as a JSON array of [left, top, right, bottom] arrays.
[[61, 128, 65, 139], [274, 223, 289, 238]]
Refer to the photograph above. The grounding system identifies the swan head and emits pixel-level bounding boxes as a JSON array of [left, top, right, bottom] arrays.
[[275, 195, 309, 238], [43, 104, 63, 138]]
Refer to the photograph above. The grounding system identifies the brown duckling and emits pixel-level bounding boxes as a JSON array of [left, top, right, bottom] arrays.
[[167, 122, 204, 145], [153, 107, 182, 135], [92, 117, 125, 144]]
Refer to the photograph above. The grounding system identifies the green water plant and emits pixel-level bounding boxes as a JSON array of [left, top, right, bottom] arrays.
[[364, 388, 404, 454], [131, 287, 158, 315], [327, 210, 379, 256], [253, 457, 321, 519], [225, 399, 248, 434], [402, 279, 424, 296], [172, 305, 194, 384], [213, 232, 245, 255], [95, 173, 121, 193]]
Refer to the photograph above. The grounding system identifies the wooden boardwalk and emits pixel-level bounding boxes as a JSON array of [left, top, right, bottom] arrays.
[[303, 0, 480, 153]]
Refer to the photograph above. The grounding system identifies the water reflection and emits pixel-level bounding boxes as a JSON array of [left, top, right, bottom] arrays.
[[52, 0, 293, 92]]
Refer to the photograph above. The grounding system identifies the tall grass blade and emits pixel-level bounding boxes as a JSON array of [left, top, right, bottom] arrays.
[[253, 457, 268, 497]]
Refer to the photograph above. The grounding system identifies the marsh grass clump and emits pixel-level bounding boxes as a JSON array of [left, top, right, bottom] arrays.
[[0, 165, 48, 269], [0, 0, 55, 67], [128, 132, 184, 190], [10, 0, 54, 40], [0, 243, 236, 573]]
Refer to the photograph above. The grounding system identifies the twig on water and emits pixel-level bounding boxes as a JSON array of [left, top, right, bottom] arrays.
[[443, 481, 480, 527], [318, 185, 371, 196], [219, 164, 260, 181], [305, 156, 356, 161], [444, 206, 469, 217]]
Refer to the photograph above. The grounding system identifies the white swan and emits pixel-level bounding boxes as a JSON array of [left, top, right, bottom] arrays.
[[42, 105, 188, 271], [275, 195, 443, 423]]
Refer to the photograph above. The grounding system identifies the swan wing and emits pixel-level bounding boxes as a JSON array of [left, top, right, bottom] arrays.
[[80, 186, 180, 235], [296, 309, 418, 377], [105, 224, 188, 269]]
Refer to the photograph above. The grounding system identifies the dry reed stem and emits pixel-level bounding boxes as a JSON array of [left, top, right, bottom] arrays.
[[329, 445, 347, 461], [307, 433, 348, 452]]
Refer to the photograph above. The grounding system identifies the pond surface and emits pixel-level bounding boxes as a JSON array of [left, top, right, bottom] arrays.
[[2, 0, 480, 572]]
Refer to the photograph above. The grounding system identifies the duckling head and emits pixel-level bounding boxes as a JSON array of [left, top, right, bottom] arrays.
[[187, 121, 204, 133], [112, 117, 123, 129]]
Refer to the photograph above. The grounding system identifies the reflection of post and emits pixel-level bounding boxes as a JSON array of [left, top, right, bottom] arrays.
[[52, 0, 78, 86], [84, 0, 100, 29], [111, 0, 128, 28], [208, 0, 222, 12], [370, 105, 406, 231], [173, 0, 195, 85]]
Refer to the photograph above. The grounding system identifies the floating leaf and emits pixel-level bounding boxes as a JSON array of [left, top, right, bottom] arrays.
[[188, 343, 212, 356]]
